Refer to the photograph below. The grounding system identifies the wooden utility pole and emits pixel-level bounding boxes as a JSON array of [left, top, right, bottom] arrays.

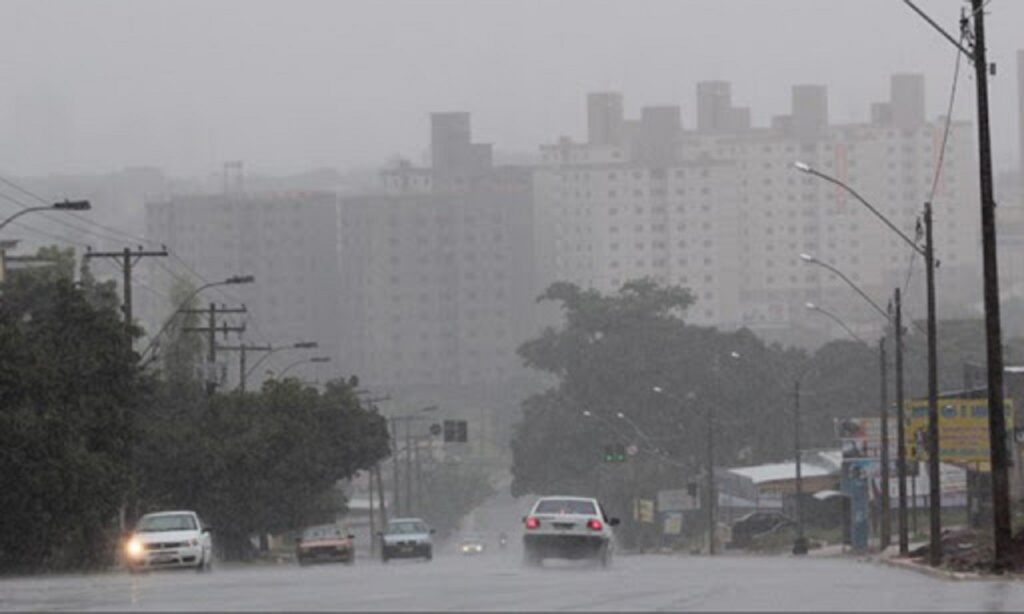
[[968, 0, 1012, 570], [879, 337, 891, 550], [183, 302, 246, 395], [84, 246, 168, 342], [217, 339, 272, 393]]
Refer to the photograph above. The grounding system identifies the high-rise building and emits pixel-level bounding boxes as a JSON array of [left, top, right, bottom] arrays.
[[143, 192, 341, 388], [891, 73, 926, 129], [536, 76, 981, 346], [587, 92, 624, 146], [339, 114, 538, 410]]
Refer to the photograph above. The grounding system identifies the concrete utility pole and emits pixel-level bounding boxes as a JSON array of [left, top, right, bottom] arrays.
[[968, 0, 1012, 570], [390, 417, 401, 516], [894, 289, 909, 555], [793, 379, 808, 555], [879, 337, 891, 550], [183, 302, 246, 395], [84, 246, 168, 342]]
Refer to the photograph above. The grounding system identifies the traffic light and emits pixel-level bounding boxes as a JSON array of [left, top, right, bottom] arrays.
[[443, 420, 468, 443]]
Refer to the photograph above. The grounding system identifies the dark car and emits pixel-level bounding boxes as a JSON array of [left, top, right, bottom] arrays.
[[729, 511, 794, 549]]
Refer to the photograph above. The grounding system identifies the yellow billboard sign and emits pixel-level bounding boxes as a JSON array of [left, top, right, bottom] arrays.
[[905, 398, 1014, 467]]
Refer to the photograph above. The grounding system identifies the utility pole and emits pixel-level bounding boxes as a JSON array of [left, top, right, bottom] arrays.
[[405, 420, 413, 515], [390, 417, 401, 516], [793, 378, 808, 555], [969, 0, 1011, 570], [183, 302, 246, 395], [923, 201, 943, 567], [84, 246, 168, 342], [705, 396, 715, 555], [879, 337, 891, 550], [368, 465, 376, 557], [217, 340, 273, 393], [894, 289, 909, 555]]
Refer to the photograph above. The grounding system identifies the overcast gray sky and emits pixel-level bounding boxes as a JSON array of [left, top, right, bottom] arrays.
[[1, 0, 1022, 177]]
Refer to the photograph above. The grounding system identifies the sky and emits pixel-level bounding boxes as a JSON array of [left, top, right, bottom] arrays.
[[1, 0, 1023, 177]]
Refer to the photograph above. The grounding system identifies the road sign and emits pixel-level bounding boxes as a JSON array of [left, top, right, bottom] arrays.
[[634, 498, 655, 523], [904, 398, 1015, 467], [657, 489, 699, 512], [626, 444, 638, 457]]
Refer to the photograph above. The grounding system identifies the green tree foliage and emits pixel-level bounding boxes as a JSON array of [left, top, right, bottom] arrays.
[[510, 280, 885, 504], [134, 377, 391, 560], [0, 250, 146, 571]]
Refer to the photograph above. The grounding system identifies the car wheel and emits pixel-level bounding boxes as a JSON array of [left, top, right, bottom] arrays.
[[599, 543, 612, 569], [424, 549, 433, 562], [381, 552, 389, 563], [523, 547, 541, 568], [344, 554, 355, 565]]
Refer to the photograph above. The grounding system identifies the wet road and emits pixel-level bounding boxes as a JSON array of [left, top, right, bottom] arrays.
[[3, 551, 1024, 611]]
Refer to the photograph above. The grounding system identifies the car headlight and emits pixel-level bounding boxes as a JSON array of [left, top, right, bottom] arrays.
[[125, 537, 144, 559], [190, 538, 199, 547]]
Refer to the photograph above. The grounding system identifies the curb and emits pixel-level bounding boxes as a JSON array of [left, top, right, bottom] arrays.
[[877, 555, 979, 581]]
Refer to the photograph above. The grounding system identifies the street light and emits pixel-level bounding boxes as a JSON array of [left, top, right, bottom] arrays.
[[0, 199, 91, 233], [244, 340, 319, 380], [800, 253, 890, 322], [139, 274, 255, 363], [278, 356, 331, 378], [805, 302, 866, 344], [796, 159, 937, 559]]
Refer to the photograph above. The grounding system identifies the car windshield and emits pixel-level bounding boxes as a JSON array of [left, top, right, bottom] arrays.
[[534, 499, 597, 515], [302, 526, 344, 540], [387, 521, 429, 534], [136, 514, 196, 532]]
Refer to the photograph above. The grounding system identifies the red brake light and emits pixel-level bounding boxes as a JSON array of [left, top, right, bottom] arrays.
[[588, 519, 603, 531], [526, 517, 540, 530]]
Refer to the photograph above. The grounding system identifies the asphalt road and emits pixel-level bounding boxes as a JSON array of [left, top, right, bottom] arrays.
[[3, 551, 1024, 611]]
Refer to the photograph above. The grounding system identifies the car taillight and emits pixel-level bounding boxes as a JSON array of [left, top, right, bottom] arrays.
[[587, 519, 603, 531], [526, 517, 540, 530]]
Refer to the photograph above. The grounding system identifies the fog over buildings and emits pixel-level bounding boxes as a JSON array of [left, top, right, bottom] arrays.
[[2, 0, 1024, 433]]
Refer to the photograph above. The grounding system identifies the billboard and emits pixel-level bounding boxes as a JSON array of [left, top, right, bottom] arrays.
[[904, 398, 1015, 468]]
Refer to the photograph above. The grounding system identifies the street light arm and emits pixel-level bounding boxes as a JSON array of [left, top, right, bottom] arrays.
[[138, 280, 221, 361], [0, 206, 57, 233], [803, 257, 891, 322], [799, 164, 924, 257], [806, 303, 867, 345], [138, 276, 253, 362], [902, 0, 974, 62]]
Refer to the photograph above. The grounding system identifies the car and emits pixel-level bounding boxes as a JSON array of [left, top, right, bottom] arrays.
[[379, 518, 434, 562], [458, 534, 486, 555], [728, 511, 795, 549], [123, 510, 213, 573], [296, 524, 355, 565], [522, 496, 618, 568]]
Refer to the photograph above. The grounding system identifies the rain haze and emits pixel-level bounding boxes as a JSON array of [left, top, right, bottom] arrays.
[[5, 1, 1024, 612]]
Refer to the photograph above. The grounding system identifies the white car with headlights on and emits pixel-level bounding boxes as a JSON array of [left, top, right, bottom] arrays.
[[522, 496, 618, 567], [124, 510, 213, 572]]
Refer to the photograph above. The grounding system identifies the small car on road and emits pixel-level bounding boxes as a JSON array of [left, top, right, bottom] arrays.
[[123, 510, 213, 573], [296, 524, 355, 565], [458, 533, 487, 555], [522, 496, 618, 567], [379, 518, 434, 562]]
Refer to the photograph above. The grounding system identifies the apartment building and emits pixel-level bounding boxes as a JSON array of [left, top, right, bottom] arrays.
[[337, 114, 537, 399], [143, 192, 341, 388], [537, 75, 981, 345]]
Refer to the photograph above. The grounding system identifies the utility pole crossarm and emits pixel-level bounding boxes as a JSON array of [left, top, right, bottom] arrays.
[[83, 247, 168, 344]]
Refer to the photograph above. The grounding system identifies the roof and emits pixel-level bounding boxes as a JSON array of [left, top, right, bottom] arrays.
[[388, 517, 427, 523], [141, 510, 197, 517], [727, 462, 836, 485]]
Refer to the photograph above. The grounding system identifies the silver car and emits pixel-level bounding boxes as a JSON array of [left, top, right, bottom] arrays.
[[379, 518, 434, 562]]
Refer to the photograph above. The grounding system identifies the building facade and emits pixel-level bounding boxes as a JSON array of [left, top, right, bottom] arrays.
[[535, 75, 981, 345], [144, 192, 341, 389]]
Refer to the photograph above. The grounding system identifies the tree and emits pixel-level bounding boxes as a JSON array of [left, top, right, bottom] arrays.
[[0, 251, 147, 571], [510, 280, 884, 508]]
